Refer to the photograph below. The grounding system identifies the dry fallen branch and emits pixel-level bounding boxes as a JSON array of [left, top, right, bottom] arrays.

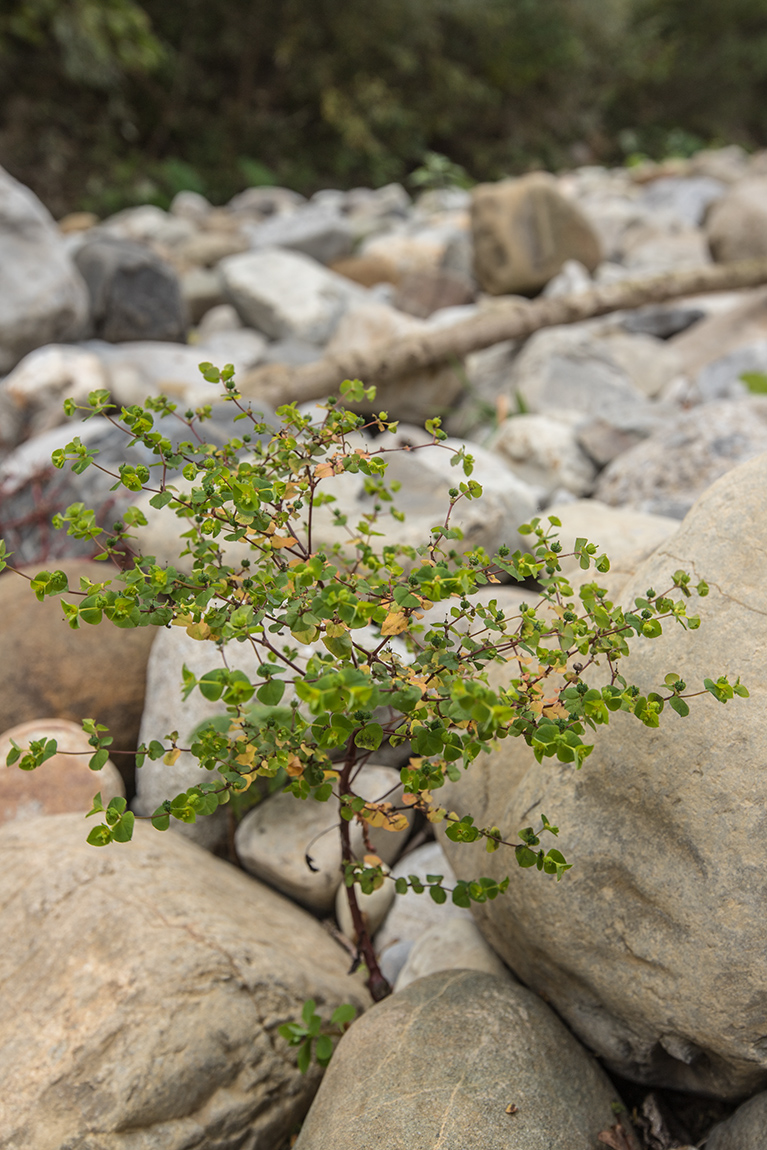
[[239, 258, 767, 409]]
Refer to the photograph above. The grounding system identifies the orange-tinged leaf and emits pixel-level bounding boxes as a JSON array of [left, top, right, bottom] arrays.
[[271, 534, 298, 549], [381, 610, 408, 636], [363, 854, 383, 867], [285, 755, 304, 778]]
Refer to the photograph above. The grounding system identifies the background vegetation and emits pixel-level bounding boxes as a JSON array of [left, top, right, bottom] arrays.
[[2, 0, 767, 218]]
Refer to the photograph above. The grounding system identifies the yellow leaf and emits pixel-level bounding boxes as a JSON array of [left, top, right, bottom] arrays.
[[271, 534, 298, 549], [163, 748, 180, 766], [363, 854, 383, 867], [286, 755, 304, 778], [234, 739, 256, 767], [323, 768, 340, 781], [381, 610, 408, 636], [186, 621, 211, 641], [426, 806, 447, 823]]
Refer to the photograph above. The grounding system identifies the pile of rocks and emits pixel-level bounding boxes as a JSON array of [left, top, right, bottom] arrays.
[[2, 146, 767, 1147]]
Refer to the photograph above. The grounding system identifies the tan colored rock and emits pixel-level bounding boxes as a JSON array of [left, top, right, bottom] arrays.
[[328, 254, 400, 287], [58, 211, 99, 234], [441, 453, 767, 1097], [472, 172, 602, 296], [0, 717, 123, 826], [391, 266, 475, 319], [175, 229, 249, 267], [706, 177, 767, 263], [0, 562, 156, 794], [545, 499, 680, 600], [0, 814, 368, 1149], [295, 970, 637, 1150]]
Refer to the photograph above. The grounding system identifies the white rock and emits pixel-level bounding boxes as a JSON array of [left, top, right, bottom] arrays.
[[0, 165, 89, 373], [196, 302, 243, 336], [220, 247, 364, 342], [2, 345, 107, 420], [169, 189, 213, 222], [374, 841, 472, 964], [135, 625, 268, 849], [235, 766, 411, 912], [335, 870, 395, 941], [638, 176, 725, 228], [83, 339, 250, 408], [542, 258, 593, 297], [394, 917, 513, 991], [487, 414, 596, 498], [242, 205, 354, 265], [196, 326, 268, 370]]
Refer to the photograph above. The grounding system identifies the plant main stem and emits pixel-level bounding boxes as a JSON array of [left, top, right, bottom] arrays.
[[338, 745, 391, 1002]]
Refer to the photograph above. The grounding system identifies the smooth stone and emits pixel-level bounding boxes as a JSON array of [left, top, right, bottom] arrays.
[[235, 766, 411, 913], [706, 177, 767, 263], [74, 236, 187, 343], [295, 970, 636, 1150], [242, 204, 354, 265], [374, 841, 472, 960], [472, 172, 602, 295], [394, 917, 513, 991], [0, 561, 155, 793], [706, 1091, 767, 1150], [0, 814, 368, 1149], [220, 247, 364, 342], [487, 413, 596, 499], [0, 717, 124, 826], [593, 397, 767, 519]]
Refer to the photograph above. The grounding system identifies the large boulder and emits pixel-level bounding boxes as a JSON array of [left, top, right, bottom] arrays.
[[0, 165, 88, 373], [74, 236, 187, 343], [471, 173, 602, 296], [295, 970, 637, 1150], [594, 397, 767, 519], [0, 562, 155, 794], [242, 204, 354, 265], [0, 814, 368, 1149], [440, 453, 767, 1097], [705, 176, 767, 263]]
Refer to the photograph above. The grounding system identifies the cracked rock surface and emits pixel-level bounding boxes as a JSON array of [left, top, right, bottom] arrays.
[[0, 814, 368, 1149], [439, 452, 767, 1098]]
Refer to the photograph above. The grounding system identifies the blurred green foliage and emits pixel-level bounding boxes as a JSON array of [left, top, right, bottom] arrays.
[[1, 0, 767, 217]]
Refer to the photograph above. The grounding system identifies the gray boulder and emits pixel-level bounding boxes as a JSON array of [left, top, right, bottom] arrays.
[[242, 204, 355, 265], [706, 1091, 767, 1150], [0, 165, 88, 373], [74, 236, 187, 343], [220, 247, 364, 342], [594, 397, 767, 518], [0, 814, 368, 1150], [441, 453, 767, 1097], [295, 970, 637, 1150]]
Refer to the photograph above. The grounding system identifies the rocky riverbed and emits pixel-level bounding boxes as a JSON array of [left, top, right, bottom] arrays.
[[2, 147, 767, 1148]]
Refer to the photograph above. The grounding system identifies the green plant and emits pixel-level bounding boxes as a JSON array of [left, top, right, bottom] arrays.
[[278, 999, 357, 1074], [409, 151, 472, 192], [2, 366, 747, 1005]]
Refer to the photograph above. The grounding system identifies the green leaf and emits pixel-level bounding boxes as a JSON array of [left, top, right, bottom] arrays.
[[86, 824, 113, 847], [315, 1034, 334, 1066], [354, 722, 383, 751], [296, 1039, 312, 1075], [331, 1003, 357, 1026], [669, 696, 690, 717], [302, 998, 317, 1027], [257, 678, 285, 706], [88, 748, 109, 771]]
